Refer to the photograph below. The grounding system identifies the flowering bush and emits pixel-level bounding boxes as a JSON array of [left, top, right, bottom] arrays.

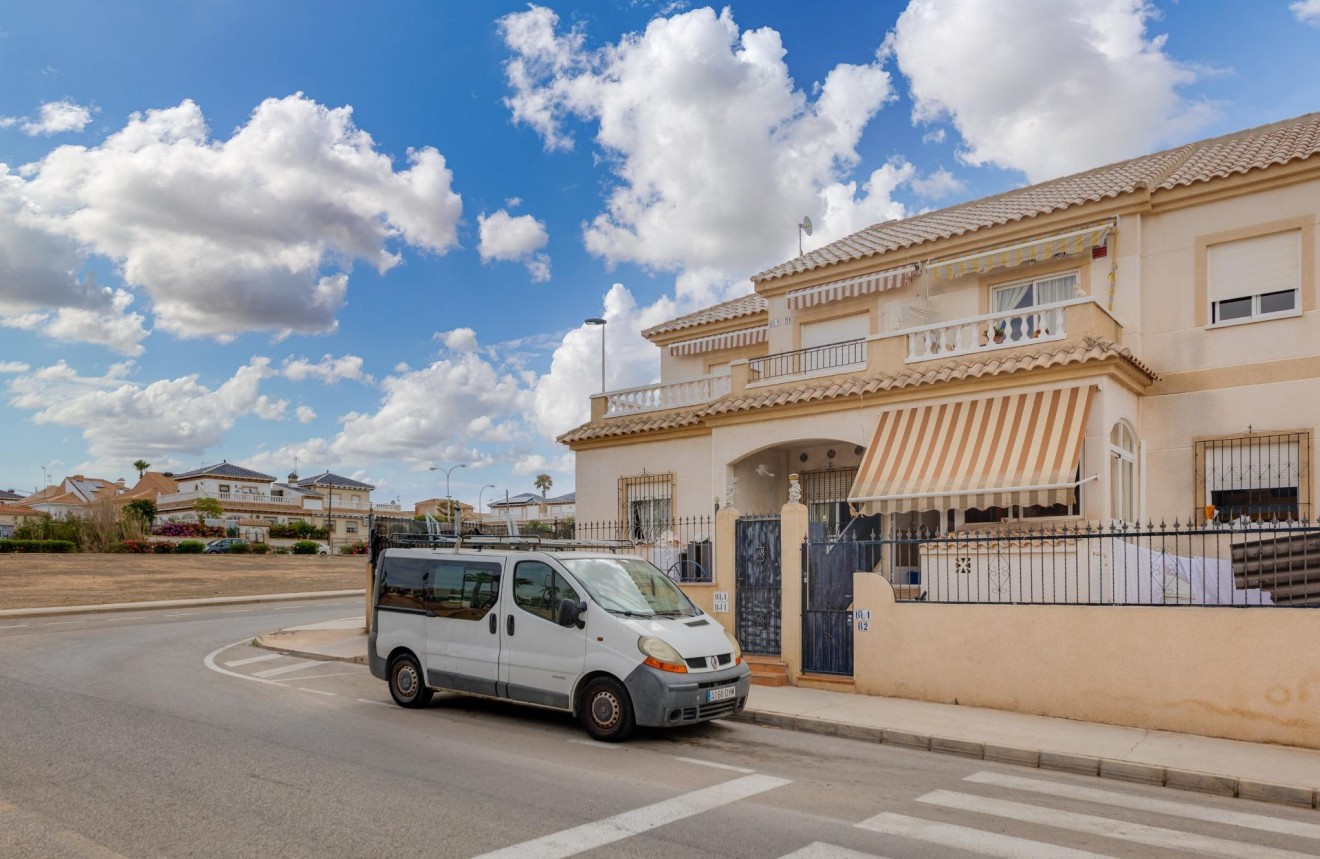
[[116, 540, 157, 554], [339, 541, 368, 555], [152, 521, 225, 539]]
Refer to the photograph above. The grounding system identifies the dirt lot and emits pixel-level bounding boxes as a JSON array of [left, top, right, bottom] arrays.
[[0, 554, 368, 610]]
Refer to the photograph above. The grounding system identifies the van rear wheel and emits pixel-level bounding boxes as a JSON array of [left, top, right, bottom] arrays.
[[580, 677, 635, 742], [389, 654, 433, 708]]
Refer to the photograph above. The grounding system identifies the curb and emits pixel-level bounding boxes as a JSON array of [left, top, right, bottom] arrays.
[[252, 632, 367, 665], [0, 589, 364, 619], [731, 710, 1319, 811]]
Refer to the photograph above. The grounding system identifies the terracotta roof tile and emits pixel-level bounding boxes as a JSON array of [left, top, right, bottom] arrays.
[[753, 112, 1320, 283], [642, 294, 767, 339], [559, 337, 1154, 444]]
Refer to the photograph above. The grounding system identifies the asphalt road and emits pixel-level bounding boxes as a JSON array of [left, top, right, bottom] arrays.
[[2, 600, 1318, 858]]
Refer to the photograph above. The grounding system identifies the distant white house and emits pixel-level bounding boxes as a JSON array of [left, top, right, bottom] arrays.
[[487, 491, 575, 523]]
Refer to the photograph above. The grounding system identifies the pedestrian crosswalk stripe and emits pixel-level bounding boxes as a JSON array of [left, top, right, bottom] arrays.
[[916, 790, 1315, 859], [779, 841, 890, 858], [472, 774, 791, 859], [252, 659, 323, 678], [856, 812, 1114, 858], [223, 653, 284, 668], [965, 771, 1320, 840]]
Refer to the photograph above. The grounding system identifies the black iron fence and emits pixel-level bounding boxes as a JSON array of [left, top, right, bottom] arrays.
[[575, 516, 714, 582], [813, 521, 1320, 607], [748, 339, 865, 382]]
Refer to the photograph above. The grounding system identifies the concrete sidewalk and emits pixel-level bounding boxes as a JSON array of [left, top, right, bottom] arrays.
[[257, 619, 1320, 810]]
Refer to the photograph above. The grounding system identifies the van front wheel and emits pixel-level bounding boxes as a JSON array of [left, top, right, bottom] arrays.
[[389, 654, 433, 708], [580, 677, 635, 742]]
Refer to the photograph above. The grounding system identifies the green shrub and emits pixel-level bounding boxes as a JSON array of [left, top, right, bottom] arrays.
[[0, 539, 76, 553], [176, 540, 205, 554], [107, 542, 129, 553], [291, 540, 320, 555], [250, 542, 271, 554], [227, 542, 251, 554], [272, 546, 290, 555], [269, 521, 328, 540], [152, 542, 177, 554]]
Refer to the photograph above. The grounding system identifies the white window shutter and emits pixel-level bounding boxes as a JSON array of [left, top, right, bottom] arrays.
[[800, 314, 869, 349], [1208, 230, 1300, 303]]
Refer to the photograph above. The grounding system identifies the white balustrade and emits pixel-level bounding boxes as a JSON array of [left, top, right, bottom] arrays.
[[905, 299, 1080, 363], [605, 374, 730, 417]]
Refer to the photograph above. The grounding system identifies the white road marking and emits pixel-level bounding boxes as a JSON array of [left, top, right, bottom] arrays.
[[355, 698, 392, 707], [0, 623, 26, 629], [965, 771, 1320, 840], [857, 812, 1113, 858], [224, 653, 285, 668], [673, 756, 756, 774], [779, 842, 885, 858], [204, 639, 296, 687], [273, 670, 360, 683], [252, 659, 324, 678], [219, 609, 254, 613], [566, 738, 621, 750], [162, 612, 198, 617], [45, 620, 88, 625], [916, 790, 1314, 859], [297, 687, 337, 696], [472, 773, 792, 859]]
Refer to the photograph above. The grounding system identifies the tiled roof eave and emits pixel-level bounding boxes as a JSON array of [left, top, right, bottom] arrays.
[[558, 338, 1156, 445]]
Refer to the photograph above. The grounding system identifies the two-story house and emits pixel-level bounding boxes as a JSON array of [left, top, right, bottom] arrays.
[[562, 111, 1320, 539], [155, 462, 401, 546]]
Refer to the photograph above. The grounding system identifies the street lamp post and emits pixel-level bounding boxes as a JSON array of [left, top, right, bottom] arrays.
[[585, 317, 606, 393], [429, 464, 466, 536], [477, 484, 495, 531]]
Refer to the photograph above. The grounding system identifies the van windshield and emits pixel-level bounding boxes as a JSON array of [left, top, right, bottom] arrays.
[[560, 557, 699, 618]]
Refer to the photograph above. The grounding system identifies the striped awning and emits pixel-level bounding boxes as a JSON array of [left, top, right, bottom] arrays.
[[669, 325, 768, 357], [848, 385, 1094, 515], [928, 224, 1112, 280], [786, 265, 916, 310]]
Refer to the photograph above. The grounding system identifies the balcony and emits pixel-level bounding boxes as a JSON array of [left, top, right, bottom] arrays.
[[587, 298, 1121, 419], [155, 489, 399, 513], [602, 374, 731, 417]]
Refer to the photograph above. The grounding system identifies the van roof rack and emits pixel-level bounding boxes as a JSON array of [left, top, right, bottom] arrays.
[[381, 533, 634, 553]]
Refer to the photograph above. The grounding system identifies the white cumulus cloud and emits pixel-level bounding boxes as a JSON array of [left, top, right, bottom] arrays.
[[5, 358, 287, 464], [7, 93, 463, 340], [1, 99, 96, 136], [891, 0, 1217, 183], [499, 5, 900, 297], [908, 167, 965, 199], [477, 209, 551, 282], [281, 354, 373, 384], [1293, 0, 1320, 25], [295, 405, 317, 424]]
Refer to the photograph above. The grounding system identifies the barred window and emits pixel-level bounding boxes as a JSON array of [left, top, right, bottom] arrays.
[[1195, 430, 1310, 521], [618, 473, 673, 543]]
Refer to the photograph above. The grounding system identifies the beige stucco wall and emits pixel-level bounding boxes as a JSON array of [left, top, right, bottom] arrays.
[[573, 434, 714, 522], [854, 573, 1320, 748]]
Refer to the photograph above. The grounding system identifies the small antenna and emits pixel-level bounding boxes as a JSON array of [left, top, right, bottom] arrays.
[[798, 216, 813, 257]]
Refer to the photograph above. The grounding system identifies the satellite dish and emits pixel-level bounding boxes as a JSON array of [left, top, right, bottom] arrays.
[[798, 216, 813, 256]]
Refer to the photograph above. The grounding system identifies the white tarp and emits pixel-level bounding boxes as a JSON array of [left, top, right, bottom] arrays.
[[1109, 539, 1273, 605]]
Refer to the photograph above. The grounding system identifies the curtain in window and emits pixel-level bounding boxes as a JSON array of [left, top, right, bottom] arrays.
[[1036, 275, 1076, 305], [992, 283, 1032, 312]]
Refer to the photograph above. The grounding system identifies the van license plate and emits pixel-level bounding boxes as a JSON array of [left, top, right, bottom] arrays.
[[707, 686, 736, 703]]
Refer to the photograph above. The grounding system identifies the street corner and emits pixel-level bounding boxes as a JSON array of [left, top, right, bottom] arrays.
[[254, 617, 367, 665]]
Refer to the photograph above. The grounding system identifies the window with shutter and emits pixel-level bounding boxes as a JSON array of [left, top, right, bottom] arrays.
[[1207, 230, 1301, 325]]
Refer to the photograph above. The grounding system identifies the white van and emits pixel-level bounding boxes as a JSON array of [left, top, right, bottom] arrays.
[[367, 539, 750, 741]]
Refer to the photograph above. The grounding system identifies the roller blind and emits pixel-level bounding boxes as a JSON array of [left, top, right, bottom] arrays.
[[1208, 231, 1300, 303], [800, 314, 869, 349]]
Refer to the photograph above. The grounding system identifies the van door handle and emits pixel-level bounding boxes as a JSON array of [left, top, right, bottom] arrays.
[[506, 614, 515, 637], [488, 613, 497, 635]]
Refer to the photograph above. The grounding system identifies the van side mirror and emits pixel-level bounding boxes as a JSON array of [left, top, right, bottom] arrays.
[[558, 598, 586, 627]]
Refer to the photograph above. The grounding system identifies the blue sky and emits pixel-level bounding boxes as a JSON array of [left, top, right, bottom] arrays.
[[1, 0, 1318, 511]]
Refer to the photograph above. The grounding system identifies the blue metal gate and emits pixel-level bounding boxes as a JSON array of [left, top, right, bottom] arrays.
[[802, 515, 882, 675], [735, 516, 781, 655]]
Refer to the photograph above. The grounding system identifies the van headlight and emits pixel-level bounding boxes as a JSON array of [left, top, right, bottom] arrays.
[[638, 636, 687, 674], [724, 628, 743, 665]]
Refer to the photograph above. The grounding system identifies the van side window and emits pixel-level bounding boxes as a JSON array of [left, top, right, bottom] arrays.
[[427, 560, 501, 621], [513, 561, 581, 622], [378, 556, 430, 612]]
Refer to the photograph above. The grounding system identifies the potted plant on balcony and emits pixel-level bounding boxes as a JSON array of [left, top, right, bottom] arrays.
[[988, 321, 1007, 344]]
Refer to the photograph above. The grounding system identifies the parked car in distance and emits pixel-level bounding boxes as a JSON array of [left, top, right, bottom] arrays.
[[313, 541, 331, 555], [203, 538, 249, 554]]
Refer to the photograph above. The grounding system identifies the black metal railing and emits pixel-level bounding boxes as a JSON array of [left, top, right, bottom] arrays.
[[575, 516, 715, 582], [1195, 431, 1310, 522], [748, 339, 865, 382], [812, 521, 1320, 607]]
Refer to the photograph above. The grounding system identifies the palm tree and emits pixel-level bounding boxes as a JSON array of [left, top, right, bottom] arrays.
[[133, 459, 151, 479], [534, 473, 553, 500]]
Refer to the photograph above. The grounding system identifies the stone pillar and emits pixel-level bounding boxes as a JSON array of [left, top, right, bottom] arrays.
[[712, 505, 740, 634], [589, 393, 608, 422], [779, 485, 808, 680], [729, 359, 749, 395]]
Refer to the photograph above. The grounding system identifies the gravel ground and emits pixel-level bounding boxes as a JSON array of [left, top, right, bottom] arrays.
[[0, 553, 366, 609]]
